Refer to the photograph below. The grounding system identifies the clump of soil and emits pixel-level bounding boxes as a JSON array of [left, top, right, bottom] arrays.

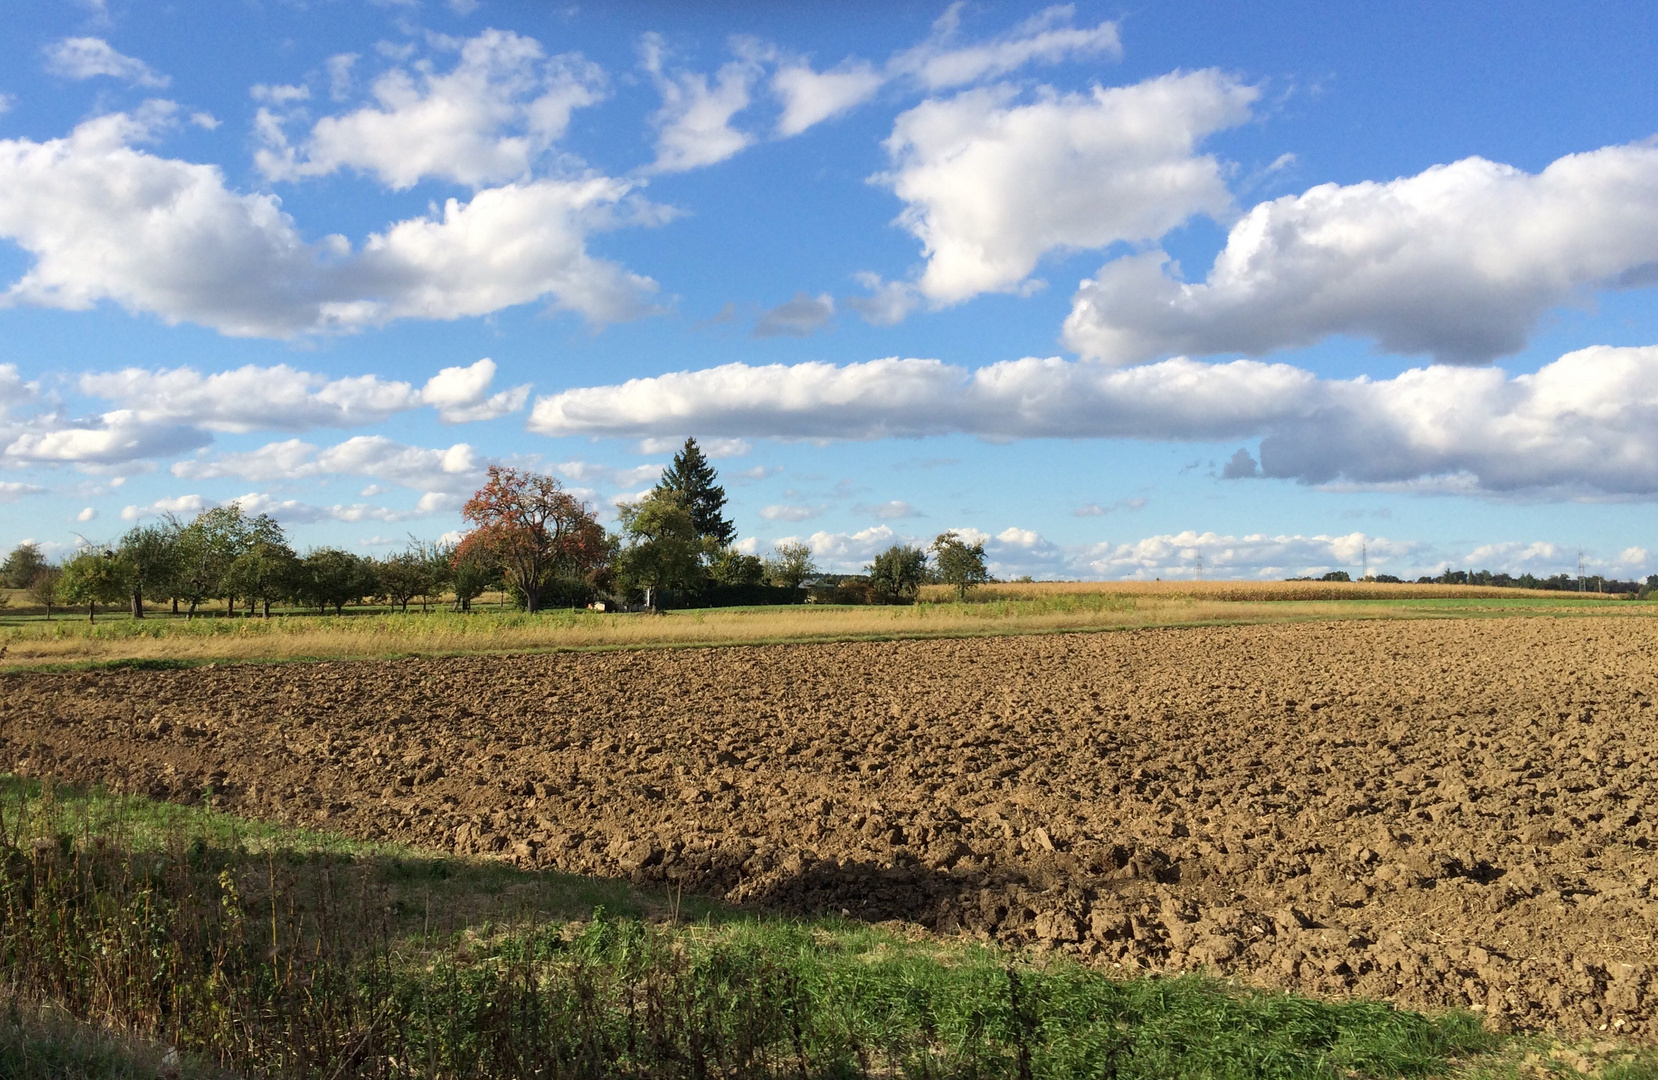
[[3, 617, 1655, 1038]]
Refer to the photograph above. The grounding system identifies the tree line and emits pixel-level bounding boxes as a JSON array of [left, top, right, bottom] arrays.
[[1303, 568, 1658, 596], [0, 439, 882, 620]]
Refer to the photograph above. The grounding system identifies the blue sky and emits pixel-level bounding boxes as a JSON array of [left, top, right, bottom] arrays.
[[2, 0, 1657, 580]]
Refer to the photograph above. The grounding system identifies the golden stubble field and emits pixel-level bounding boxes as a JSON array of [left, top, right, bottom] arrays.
[[3, 615, 1654, 1039]]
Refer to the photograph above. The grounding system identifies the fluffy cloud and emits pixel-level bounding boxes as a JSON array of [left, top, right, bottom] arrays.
[[0, 364, 38, 417], [44, 37, 169, 88], [635, 436, 751, 458], [5, 411, 208, 466], [1064, 143, 1658, 365], [1082, 530, 1421, 580], [530, 354, 1313, 442], [0, 481, 46, 502], [760, 504, 825, 522], [889, 4, 1121, 91], [857, 500, 920, 519], [79, 365, 426, 433], [120, 493, 205, 521], [529, 345, 1658, 498], [419, 358, 530, 422], [880, 71, 1256, 304], [845, 273, 921, 327], [256, 30, 604, 189], [754, 292, 834, 338], [0, 106, 664, 337], [120, 489, 456, 525], [772, 60, 883, 136], [173, 435, 486, 495], [550, 459, 665, 491], [642, 33, 758, 173]]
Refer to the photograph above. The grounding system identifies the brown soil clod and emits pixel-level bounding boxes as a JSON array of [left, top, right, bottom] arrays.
[[2, 616, 1655, 1038]]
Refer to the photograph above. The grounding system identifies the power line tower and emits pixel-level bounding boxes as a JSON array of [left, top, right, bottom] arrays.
[[1361, 541, 1368, 581], [1194, 552, 1204, 581], [1578, 549, 1585, 592]]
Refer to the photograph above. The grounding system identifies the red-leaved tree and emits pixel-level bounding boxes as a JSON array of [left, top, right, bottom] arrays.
[[457, 466, 602, 613]]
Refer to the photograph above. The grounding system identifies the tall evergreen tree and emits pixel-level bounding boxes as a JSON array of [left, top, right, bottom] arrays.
[[653, 437, 735, 545]]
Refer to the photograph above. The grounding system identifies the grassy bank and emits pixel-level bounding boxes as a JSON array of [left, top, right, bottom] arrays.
[[0, 775, 1553, 1079], [0, 585, 1636, 671]]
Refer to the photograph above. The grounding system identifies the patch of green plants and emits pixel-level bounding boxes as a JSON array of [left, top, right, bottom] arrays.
[[0, 777, 1591, 1079]]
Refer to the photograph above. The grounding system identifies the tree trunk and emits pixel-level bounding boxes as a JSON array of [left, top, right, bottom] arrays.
[[187, 597, 198, 620], [263, 598, 271, 619], [131, 588, 144, 620], [88, 601, 95, 623], [172, 596, 179, 615]]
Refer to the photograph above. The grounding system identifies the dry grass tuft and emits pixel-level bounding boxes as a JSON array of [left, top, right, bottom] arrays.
[[0, 587, 1638, 670]]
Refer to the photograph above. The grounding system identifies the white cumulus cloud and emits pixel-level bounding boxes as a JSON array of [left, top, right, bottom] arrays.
[[256, 30, 605, 189], [889, 4, 1121, 91], [879, 70, 1256, 304], [172, 435, 487, 495], [772, 59, 884, 136], [641, 33, 758, 173], [419, 358, 530, 422], [0, 106, 666, 337], [528, 345, 1658, 498], [1064, 142, 1658, 365], [1082, 530, 1421, 580], [44, 37, 169, 88]]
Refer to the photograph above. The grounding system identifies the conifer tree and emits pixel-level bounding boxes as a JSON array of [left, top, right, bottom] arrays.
[[654, 437, 735, 545]]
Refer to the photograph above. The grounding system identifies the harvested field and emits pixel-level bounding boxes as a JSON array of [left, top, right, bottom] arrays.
[[3, 615, 1655, 1040]]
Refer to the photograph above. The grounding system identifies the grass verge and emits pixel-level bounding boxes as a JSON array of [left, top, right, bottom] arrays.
[[0, 775, 1550, 1079]]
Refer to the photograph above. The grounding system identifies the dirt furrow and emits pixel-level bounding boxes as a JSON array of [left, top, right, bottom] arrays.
[[3, 617, 1654, 1037]]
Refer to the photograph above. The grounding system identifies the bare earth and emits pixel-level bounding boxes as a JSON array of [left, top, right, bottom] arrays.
[[3, 617, 1654, 1038]]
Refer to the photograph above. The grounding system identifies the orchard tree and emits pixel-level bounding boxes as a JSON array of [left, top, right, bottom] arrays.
[[27, 566, 62, 619], [118, 519, 182, 619], [931, 531, 990, 600], [653, 437, 735, 546], [449, 544, 497, 612], [458, 466, 600, 614], [415, 540, 454, 612], [298, 548, 374, 614], [763, 541, 816, 588], [615, 490, 702, 609], [58, 546, 129, 622], [175, 505, 251, 618], [867, 543, 927, 603], [2, 542, 47, 590], [376, 550, 425, 612], [708, 546, 764, 586], [224, 515, 297, 618]]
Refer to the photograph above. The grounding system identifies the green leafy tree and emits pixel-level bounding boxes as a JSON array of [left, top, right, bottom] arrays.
[[58, 547, 130, 622], [615, 491, 703, 609], [117, 519, 182, 619], [224, 515, 298, 618], [867, 544, 927, 603], [763, 541, 816, 589], [708, 546, 764, 586], [175, 506, 251, 618], [297, 548, 375, 615], [930, 531, 990, 600], [653, 437, 735, 546], [2, 542, 47, 590], [375, 550, 426, 612], [26, 566, 62, 619], [415, 540, 454, 612], [449, 544, 497, 613]]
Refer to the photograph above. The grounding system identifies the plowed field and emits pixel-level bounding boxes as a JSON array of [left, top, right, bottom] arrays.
[[3, 617, 1655, 1038]]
